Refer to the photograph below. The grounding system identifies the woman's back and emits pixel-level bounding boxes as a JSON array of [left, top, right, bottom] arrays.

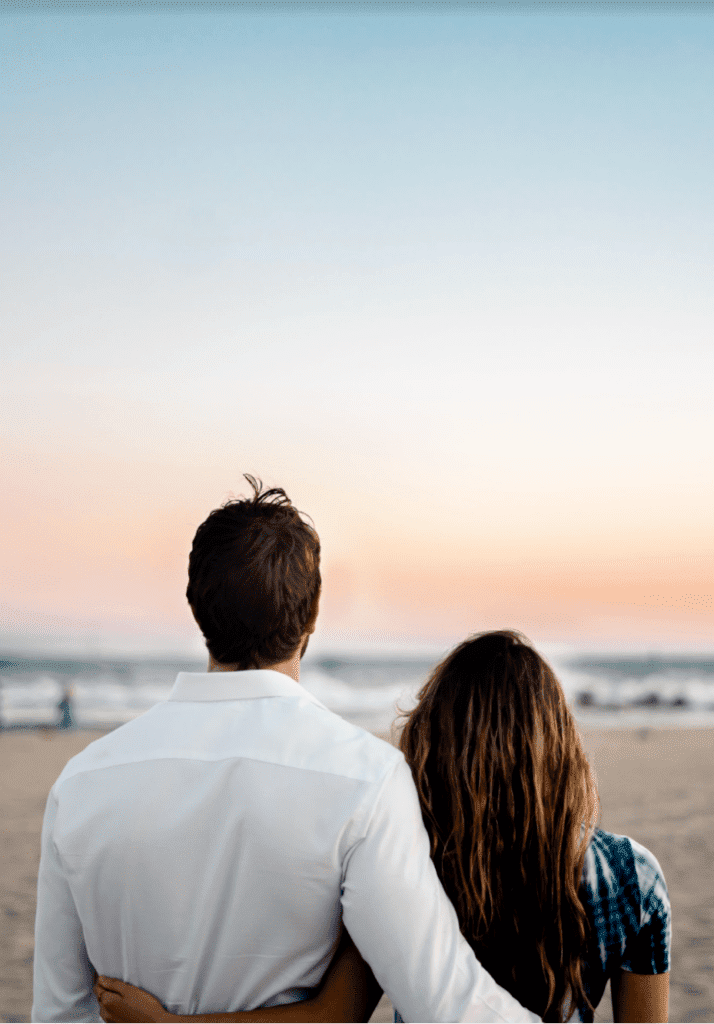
[[393, 826, 671, 1022], [399, 630, 671, 1022]]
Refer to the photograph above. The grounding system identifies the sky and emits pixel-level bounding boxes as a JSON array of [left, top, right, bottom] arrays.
[[2, 4, 713, 656]]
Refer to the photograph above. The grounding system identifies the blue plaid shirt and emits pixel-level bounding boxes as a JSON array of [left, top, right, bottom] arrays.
[[394, 828, 670, 1022]]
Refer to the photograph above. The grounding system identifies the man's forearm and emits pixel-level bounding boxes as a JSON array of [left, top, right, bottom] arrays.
[[341, 758, 540, 1023]]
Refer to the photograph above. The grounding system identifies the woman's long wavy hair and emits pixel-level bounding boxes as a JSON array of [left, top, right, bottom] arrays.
[[398, 630, 599, 1022]]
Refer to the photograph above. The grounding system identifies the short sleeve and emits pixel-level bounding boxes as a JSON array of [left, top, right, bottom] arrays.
[[620, 839, 671, 975]]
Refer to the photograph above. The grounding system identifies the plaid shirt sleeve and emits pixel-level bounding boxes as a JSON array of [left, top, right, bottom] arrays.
[[620, 836, 671, 975]]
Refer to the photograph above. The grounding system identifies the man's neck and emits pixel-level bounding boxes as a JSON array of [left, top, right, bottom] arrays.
[[207, 651, 301, 682]]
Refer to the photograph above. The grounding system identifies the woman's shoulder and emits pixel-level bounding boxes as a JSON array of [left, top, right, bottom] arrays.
[[584, 828, 668, 904], [582, 828, 671, 976]]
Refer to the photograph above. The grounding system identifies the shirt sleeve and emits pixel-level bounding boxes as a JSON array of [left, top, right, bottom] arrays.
[[32, 788, 102, 1023], [620, 838, 671, 976], [340, 755, 540, 1024]]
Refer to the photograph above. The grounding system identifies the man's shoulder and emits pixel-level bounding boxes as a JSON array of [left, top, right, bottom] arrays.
[[52, 718, 146, 788], [269, 698, 406, 784], [53, 698, 405, 791]]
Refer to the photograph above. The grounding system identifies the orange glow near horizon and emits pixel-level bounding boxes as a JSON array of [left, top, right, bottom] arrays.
[[2, 434, 713, 652], [2, 463, 712, 653]]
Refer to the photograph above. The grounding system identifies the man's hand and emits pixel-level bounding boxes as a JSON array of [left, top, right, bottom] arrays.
[[94, 976, 170, 1023]]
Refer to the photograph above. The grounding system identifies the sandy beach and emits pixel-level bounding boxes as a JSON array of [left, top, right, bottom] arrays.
[[2, 725, 712, 1024]]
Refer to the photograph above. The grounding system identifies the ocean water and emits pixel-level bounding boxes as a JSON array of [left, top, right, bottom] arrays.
[[2, 650, 714, 733]]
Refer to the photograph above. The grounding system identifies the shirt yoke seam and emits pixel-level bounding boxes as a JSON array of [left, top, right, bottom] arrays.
[[56, 748, 401, 790]]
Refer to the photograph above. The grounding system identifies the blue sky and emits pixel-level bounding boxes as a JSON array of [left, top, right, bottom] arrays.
[[2, 9, 713, 652]]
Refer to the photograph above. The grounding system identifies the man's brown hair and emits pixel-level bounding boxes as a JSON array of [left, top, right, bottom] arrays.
[[186, 475, 321, 669]]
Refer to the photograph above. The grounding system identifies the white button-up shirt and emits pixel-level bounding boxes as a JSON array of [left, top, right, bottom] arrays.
[[33, 670, 539, 1023]]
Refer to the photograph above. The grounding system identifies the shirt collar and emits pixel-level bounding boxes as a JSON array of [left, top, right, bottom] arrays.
[[168, 669, 328, 712]]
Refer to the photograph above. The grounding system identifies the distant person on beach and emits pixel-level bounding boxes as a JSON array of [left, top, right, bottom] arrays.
[[56, 685, 74, 729], [96, 632, 670, 1023], [32, 477, 539, 1023]]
